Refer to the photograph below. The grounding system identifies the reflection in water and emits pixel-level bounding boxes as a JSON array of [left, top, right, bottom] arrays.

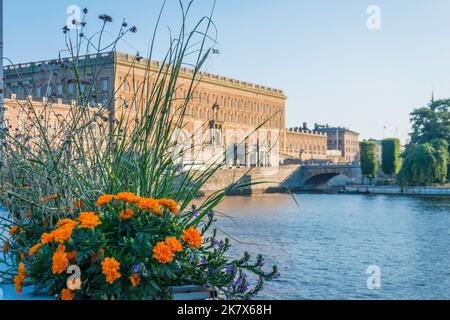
[[215, 194, 450, 300]]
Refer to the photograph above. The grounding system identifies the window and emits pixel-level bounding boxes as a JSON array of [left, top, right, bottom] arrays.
[[80, 83, 85, 93], [68, 83, 74, 95], [222, 96, 225, 107], [228, 98, 232, 108], [235, 99, 239, 109], [198, 93, 202, 105], [57, 83, 63, 96], [206, 95, 210, 105], [36, 87, 41, 97], [261, 104, 265, 113], [101, 78, 109, 92], [46, 86, 52, 97]]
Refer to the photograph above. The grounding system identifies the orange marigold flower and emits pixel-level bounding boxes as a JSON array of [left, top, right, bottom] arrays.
[[115, 192, 136, 203], [119, 208, 134, 221], [3, 241, 9, 254], [66, 250, 77, 262], [52, 244, 69, 275], [138, 198, 163, 216], [96, 194, 114, 207], [78, 212, 102, 229], [51, 219, 78, 243], [14, 263, 27, 294], [152, 241, 175, 264], [29, 243, 42, 256], [129, 273, 141, 287], [166, 237, 183, 252], [41, 232, 54, 244], [61, 289, 74, 301], [101, 257, 121, 284], [181, 227, 203, 249], [158, 199, 180, 215], [39, 196, 47, 204], [9, 225, 19, 236], [74, 199, 84, 209], [99, 248, 105, 255]]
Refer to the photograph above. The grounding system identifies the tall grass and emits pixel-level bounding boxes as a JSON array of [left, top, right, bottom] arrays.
[[0, 1, 279, 295]]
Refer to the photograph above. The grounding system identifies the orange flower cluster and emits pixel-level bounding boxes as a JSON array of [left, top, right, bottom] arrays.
[[166, 237, 183, 252], [96, 194, 114, 207], [114, 192, 137, 203], [41, 219, 78, 244], [101, 257, 121, 284], [152, 241, 175, 264], [129, 274, 141, 287], [137, 198, 162, 216], [52, 244, 69, 275], [61, 288, 74, 301], [158, 199, 180, 215], [119, 208, 134, 221], [14, 263, 27, 294], [29, 243, 42, 256], [181, 227, 203, 249], [77, 212, 102, 229]]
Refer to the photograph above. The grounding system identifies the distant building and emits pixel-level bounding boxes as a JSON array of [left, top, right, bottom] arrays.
[[285, 123, 327, 162], [314, 124, 360, 163]]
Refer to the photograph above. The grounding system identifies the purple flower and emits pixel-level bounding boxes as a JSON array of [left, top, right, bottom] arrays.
[[192, 210, 200, 217], [212, 239, 222, 248], [240, 280, 251, 293], [225, 266, 235, 274], [133, 264, 140, 273], [199, 259, 208, 266]]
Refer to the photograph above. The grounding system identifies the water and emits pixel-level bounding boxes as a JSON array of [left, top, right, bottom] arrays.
[[215, 193, 450, 300]]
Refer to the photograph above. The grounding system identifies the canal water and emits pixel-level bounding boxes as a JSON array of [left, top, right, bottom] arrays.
[[216, 193, 450, 300]]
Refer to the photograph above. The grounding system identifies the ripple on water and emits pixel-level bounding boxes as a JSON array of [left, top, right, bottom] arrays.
[[216, 193, 450, 300]]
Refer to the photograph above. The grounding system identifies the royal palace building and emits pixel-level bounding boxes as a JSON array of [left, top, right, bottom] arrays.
[[2, 51, 360, 167]]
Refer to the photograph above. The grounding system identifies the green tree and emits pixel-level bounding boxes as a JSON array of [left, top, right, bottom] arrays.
[[410, 99, 450, 146], [431, 139, 449, 183], [360, 141, 378, 182], [381, 138, 401, 176]]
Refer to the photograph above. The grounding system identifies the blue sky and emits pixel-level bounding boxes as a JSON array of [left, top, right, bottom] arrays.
[[4, 0, 450, 143]]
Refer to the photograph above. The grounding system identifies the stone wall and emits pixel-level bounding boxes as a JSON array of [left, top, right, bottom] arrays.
[[345, 185, 450, 196]]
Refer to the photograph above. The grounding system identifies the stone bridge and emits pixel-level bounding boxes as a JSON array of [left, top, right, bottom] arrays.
[[282, 164, 361, 190]]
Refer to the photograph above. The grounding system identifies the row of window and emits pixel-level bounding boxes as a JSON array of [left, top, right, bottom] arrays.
[[180, 105, 282, 128], [118, 78, 282, 115], [7, 78, 110, 99]]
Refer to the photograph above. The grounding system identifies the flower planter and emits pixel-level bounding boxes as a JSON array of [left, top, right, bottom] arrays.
[[0, 283, 217, 300]]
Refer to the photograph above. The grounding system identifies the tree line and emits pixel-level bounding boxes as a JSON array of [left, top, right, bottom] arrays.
[[360, 99, 449, 186]]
